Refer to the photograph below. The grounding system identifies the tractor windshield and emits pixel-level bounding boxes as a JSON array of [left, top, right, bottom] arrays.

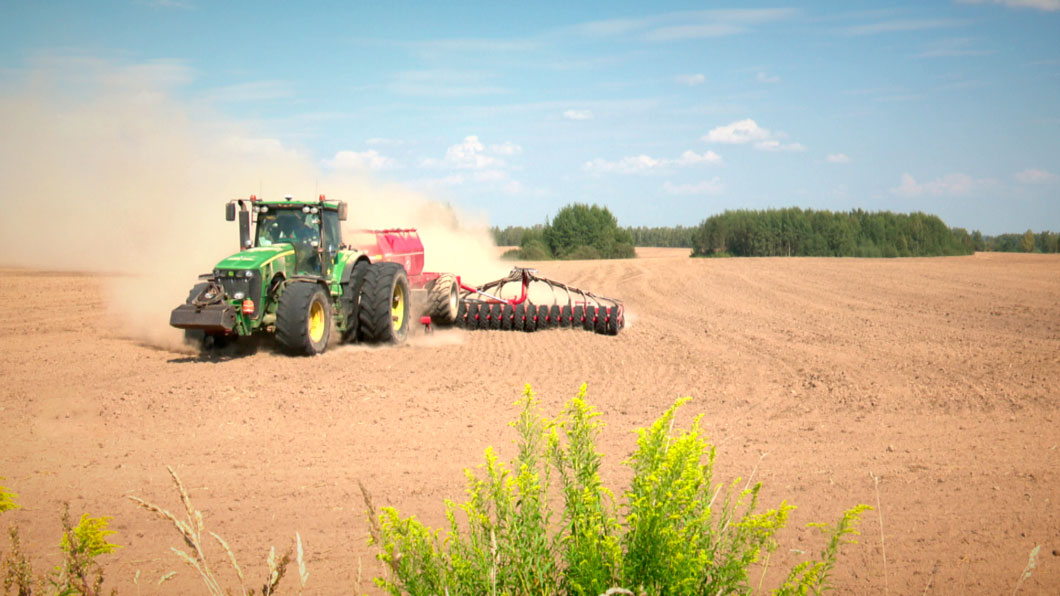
[[256, 208, 321, 248]]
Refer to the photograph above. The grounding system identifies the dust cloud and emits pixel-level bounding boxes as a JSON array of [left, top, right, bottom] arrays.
[[0, 58, 505, 348]]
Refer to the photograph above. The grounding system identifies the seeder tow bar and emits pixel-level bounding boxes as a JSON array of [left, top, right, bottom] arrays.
[[452, 267, 625, 335]]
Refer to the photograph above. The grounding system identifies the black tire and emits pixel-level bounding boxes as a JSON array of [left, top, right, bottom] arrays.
[[477, 303, 491, 330], [606, 306, 620, 335], [523, 302, 537, 332], [358, 262, 411, 344], [489, 303, 503, 330], [549, 305, 561, 329], [583, 305, 596, 331], [501, 304, 514, 331], [560, 305, 572, 328], [573, 305, 584, 328], [457, 300, 470, 328], [276, 282, 332, 355], [595, 307, 609, 334], [425, 273, 459, 325], [514, 303, 526, 332], [185, 282, 209, 304], [341, 260, 370, 342]]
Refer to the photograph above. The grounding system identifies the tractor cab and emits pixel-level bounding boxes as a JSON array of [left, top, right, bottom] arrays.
[[226, 195, 347, 276]]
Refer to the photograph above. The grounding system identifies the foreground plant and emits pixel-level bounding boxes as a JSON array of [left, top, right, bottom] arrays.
[[364, 384, 869, 596], [129, 467, 308, 596], [2, 500, 120, 596]]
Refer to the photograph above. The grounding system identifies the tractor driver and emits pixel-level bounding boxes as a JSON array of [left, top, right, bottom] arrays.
[[259, 213, 308, 245]]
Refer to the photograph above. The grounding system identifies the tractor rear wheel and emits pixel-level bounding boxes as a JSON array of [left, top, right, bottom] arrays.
[[276, 282, 332, 355], [426, 273, 459, 325], [341, 260, 370, 343], [358, 262, 411, 344]]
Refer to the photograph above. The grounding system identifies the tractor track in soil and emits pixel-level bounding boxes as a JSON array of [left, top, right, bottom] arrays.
[[1, 250, 1059, 595]]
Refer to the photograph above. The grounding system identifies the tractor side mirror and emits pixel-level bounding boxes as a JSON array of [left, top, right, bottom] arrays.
[[338, 202, 348, 221], [225, 202, 236, 221]]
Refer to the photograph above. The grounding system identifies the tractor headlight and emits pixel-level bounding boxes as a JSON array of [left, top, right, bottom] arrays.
[[260, 205, 269, 213], [302, 206, 310, 213], [233, 291, 245, 300], [243, 270, 254, 278]]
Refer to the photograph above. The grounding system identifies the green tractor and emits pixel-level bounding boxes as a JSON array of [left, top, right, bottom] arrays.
[[170, 195, 460, 355]]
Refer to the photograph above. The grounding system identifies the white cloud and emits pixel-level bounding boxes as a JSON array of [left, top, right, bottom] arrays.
[[662, 178, 725, 195], [584, 149, 722, 175], [416, 169, 524, 194], [753, 140, 805, 152], [844, 19, 967, 36], [676, 150, 722, 165], [573, 8, 797, 42], [365, 137, 407, 146], [957, 0, 1059, 12], [704, 118, 806, 152], [891, 172, 993, 197], [703, 118, 772, 144], [646, 23, 743, 41], [388, 69, 507, 97], [563, 109, 594, 120], [916, 37, 993, 58], [203, 80, 292, 103], [324, 149, 395, 171], [423, 135, 521, 170], [584, 155, 664, 174], [756, 71, 780, 84], [676, 73, 706, 86], [1014, 168, 1058, 183], [826, 153, 851, 163]]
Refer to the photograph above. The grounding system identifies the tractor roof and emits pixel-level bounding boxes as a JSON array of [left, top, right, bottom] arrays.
[[251, 196, 343, 210]]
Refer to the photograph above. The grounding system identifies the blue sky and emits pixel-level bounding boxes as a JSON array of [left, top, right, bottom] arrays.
[[2, 1, 1058, 234]]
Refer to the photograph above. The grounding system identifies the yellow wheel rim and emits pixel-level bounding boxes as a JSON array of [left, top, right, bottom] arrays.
[[308, 300, 325, 343], [391, 283, 405, 331]]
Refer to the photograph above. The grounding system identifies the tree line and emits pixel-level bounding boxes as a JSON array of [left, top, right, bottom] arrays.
[[690, 209, 975, 257], [491, 208, 1059, 257]]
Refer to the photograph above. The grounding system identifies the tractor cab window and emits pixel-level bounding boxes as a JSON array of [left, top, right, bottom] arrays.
[[323, 210, 342, 252], [256, 208, 319, 248]]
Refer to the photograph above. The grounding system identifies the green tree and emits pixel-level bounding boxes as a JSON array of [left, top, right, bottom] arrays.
[[543, 204, 634, 260], [1021, 229, 1036, 253]]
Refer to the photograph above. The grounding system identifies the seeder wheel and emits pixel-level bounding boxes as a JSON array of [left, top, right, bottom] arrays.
[[582, 305, 596, 332], [489, 304, 503, 330], [524, 302, 537, 332], [514, 303, 526, 332], [501, 304, 514, 330]]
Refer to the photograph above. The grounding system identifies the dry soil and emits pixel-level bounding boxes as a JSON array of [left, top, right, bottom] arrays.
[[1, 248, 1058, 594]]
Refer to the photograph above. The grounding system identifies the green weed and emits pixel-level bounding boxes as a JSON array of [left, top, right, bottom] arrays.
[[364, 384, 869, 596]]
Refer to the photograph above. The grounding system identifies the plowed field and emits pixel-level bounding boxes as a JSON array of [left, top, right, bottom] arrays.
[[2, 249, 1058, 594]]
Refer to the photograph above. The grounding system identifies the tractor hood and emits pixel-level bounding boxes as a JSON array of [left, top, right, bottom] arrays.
[[213, 244, 294, 271]]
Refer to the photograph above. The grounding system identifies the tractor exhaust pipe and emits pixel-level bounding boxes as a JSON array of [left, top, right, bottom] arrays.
[[226, 199, 253, 250]]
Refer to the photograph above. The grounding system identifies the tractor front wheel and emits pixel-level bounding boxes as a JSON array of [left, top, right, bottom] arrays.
[[359, 262, 411, 344], [276, 282, 332, 355]]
